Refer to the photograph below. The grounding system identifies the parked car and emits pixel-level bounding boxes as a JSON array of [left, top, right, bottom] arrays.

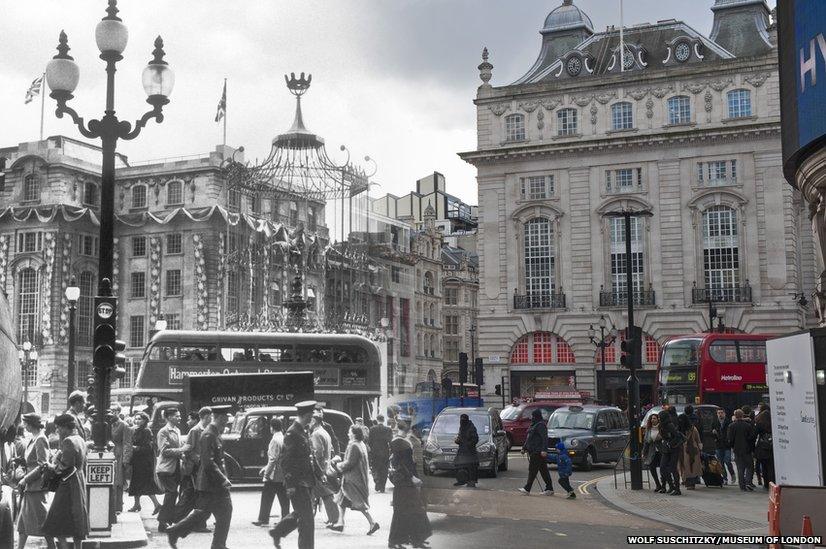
[[546, 405, 629, 471], [222, 406, 353, 482], [501, 400, 581, 450], [421, 407, 509, 478]]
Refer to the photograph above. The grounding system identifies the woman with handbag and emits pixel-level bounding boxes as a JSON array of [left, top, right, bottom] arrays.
[[658, 409, 685, 496], [642, 413, 664, 493], [388, 420, 431, 549], [15, 413, 54, 549], [127, 412, 161, 514], [41, 413, 89, 548]]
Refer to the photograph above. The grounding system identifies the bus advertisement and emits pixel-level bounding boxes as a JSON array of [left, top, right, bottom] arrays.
[[656, 333, 771, 411]]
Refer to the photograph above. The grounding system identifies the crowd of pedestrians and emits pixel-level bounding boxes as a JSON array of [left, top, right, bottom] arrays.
[[641, 402, 774, 495]]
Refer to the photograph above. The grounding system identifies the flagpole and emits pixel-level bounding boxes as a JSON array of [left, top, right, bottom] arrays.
[[223, 77, 227, 146], [39, 71, 46, 141], [619, 0, 625, 73]]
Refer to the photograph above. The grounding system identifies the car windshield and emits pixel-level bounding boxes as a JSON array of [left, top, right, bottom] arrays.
[[499, 406, 521, 420], [431, 414, 491, 436], [549, 410, 595, 430]]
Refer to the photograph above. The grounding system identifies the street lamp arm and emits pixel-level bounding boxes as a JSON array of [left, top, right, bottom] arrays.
[[54, 100, 100, 140], [121, 101, 167, 141]]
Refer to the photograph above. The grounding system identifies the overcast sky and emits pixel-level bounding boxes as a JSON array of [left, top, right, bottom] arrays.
[[0, 0, 776, 205]]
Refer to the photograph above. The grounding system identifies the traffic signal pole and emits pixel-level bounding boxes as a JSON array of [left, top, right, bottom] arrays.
[[623, 212, 643, 491]]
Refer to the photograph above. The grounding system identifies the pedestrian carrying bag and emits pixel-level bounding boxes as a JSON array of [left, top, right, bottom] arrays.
[[666, 431, 686, 450]]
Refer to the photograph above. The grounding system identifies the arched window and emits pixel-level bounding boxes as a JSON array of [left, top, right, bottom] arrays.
[[131, 185, 147, 209], [429, 303, 436, 326], [557, 108, 578, 136], [523, 218, 555, 300], [16, 268, 39, 343], [727, 89, 752, 119], [23, 174, 40, 202], [77, 271, 95, 347], [505, 114, 526, 142], [429, 334, 437, 357], [424, 335, 430, 356], [83, 182, 98, 207], [702, 206, 740, 297], [509, 332, 576, 364], [667, 96, 691, 125], [167, 180, 183, 205], [423, 271, 434, 295], [611, 102, 634, 131]]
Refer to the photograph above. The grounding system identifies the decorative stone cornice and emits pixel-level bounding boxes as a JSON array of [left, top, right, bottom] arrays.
[[744, 72, 770, 88]]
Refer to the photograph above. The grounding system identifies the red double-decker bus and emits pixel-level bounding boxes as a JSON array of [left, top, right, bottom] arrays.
[[656, 333, 771, 411]]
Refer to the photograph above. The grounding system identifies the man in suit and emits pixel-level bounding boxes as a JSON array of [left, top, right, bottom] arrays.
[[728, 409, 756, 491], [167, 405, 233, 549], [368, 415, 393, 492], [177, 407, 212, 531], [157, 408, 184, 532], [110, 403, 133, 514], [66, 391, 89, 441], [270, 400, 318, 549]]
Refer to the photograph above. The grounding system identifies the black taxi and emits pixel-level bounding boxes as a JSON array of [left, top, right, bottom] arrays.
[[547, 405, 629, 471], [221, 406, 353, 482]]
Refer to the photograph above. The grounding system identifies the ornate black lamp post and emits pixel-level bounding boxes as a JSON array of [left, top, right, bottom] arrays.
[[65, 276, 80, 397], [588, 315, 617, 404], [45, 0, 173, 451]]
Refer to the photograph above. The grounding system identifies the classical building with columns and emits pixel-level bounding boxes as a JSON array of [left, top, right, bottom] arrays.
[[460, 0, 816, 404]]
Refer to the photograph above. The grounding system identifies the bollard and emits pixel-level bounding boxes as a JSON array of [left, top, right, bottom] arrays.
[[801, 515, 814, 549]]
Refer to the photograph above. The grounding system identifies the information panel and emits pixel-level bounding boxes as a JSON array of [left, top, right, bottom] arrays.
[[767, 331, 823, 486]]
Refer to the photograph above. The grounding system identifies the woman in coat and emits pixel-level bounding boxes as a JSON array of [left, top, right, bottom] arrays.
[[754, 406, 775, 489], [658, 409, 683, 496], [41, 413, 88, 548], [127, 412, 161, 513], [453, 414, 479, 488], [642, 413, 664, 493], [677, 413, 703, 490], [388, 421, 431, 549], [16, 413, 54, 549], [329, 425, 379, 535]]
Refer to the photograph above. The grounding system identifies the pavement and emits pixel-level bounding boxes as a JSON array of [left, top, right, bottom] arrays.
[[595, 473, 769, 536]]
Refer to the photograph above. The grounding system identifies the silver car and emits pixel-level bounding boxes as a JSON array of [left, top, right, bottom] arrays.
[[421, 407, 509, 477]]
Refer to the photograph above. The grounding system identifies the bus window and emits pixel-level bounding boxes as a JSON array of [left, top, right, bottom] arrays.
[[222, 347, 256, 361], [307, 348, 331, 363], [257, 346, 288, 362], [709, 341, 738, 363], [661, 340, 700, 367], [179, 345, 213, 361], [149, 344, 177, 360], [738, 341, 767, 363]]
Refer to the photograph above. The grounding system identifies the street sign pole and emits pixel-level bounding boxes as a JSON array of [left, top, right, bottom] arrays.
[[624, 211, 643, 491]]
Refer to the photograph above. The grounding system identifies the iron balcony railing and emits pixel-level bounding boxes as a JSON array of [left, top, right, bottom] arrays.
[[599, 287, 656, 308], [513, 291, 566, 310], [691, 283, 752, 304]]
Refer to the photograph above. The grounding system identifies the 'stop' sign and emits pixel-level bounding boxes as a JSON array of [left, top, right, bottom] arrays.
[[779, 0, 826, 180]]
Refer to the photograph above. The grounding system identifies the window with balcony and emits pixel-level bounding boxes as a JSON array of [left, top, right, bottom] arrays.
[[611, 102, 634, 130], [505, 114, 526, 142], [520, 175, 554, 200], [697, 160, 737, 186], [608, 216, 646, 305], [167, 180, 183, 205], [667, 95, 691, 125], [557, 108, 578, 136], [131, 185, 147, 209], [702, 206, 742, 300], [727, 89, 752, 119], [606, 168, 642, 193], [524, 217, 554, 296]]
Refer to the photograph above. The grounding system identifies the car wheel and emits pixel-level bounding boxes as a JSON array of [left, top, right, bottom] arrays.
[[498, 451, 508, 472], [488, 453, 498, 478], [578, 448, 594, 472]]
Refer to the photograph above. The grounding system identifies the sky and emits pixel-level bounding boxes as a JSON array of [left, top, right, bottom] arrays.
[[0, 0, 776, 206]]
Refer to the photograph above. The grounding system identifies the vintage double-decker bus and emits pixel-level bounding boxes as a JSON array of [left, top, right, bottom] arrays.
[[117, 331, 383, 421], [656, 332, 771, 411]]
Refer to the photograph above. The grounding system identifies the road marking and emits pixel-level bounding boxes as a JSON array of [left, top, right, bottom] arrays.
[[577, 475, 611, 495]]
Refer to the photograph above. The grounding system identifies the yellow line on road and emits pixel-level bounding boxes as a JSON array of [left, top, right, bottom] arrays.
[[578, 475, 611, 495]]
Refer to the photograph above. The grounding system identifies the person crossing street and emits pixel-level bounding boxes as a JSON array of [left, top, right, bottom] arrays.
[[368, 415, 393, 493], [156, 408, 185, 533], [518, 409, 554, 495]]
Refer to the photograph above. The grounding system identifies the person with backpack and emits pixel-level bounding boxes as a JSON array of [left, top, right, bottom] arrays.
[[712, 408, 735, 485], [754, 405, 774, 489], [728, 409, 756, 491], [555, 441, 576, 499], [658, 409, 685, 496]]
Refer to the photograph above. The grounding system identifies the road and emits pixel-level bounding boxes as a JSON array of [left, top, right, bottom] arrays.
[[126, 450, 694, 549]]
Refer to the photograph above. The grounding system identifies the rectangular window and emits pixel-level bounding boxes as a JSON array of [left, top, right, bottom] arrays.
[[444, 339, 460, 362], [227, 270, 239, 313], [17, 232, 43, 253], [556, 340, 576, 363], [557, 108, 578, 136], [524, 218, 555, 298], [130, 272, 146, 298], [703, 207, 740, 295], [609, 216, 645, 298], [132, 236, 146, 257], [165, 269, 182, 296], [533, 332, 553, 363], [697, 160, 737, 186], [129, 315, 145, 348], [727, 89, 752, 119], [611, 102, 634, 131], [166, 233, 183, 255], [645, 336, 661, 364], [165, 313, 182, 330], [521, 176, 553, 200], [511, 338, 529, 364], [391, 266, 401, 283], [445, 288, 458, 305], [667, 96, 691, 125], [505, 114, 526, 142], [445, 315, 459, 335], [606, 168, 642, 193], [76, 234, 98, 257], [132, 186, 147, 209]]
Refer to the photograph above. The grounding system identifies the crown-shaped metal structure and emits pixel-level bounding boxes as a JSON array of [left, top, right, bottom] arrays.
[[285, 72, 312, 97]]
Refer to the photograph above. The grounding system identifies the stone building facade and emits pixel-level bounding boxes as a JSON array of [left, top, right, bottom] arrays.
[[460, 0, 816, 404], [0, 136, 328, 412], [441, 245, 479, 383], [412, 205, 445, 388]]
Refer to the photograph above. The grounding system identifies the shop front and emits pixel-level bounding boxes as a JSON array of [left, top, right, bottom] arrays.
[[597, 369, 656, 409], [510, 369, 577, 400]]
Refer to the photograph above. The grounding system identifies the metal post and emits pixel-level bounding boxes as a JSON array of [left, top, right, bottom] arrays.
[[624, 212, 643, 490], [501, 375, 506, 410], [22, 351, 29, 406], [600, 326, 606, 404], [68, 299, 77, 396]]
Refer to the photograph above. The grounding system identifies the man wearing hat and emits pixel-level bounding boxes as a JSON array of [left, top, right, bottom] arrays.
[[177, 407, 212, 532], [66, 390, 89, 441], [310, 407, 339, 525], [166, 405, 233, 549], [368, 415, 393, 493], [270, 400, 318, 549]]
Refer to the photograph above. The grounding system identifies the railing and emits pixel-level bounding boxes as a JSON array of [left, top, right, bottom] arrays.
[[513, 291, 566, 310], [612, 437, 652, 490], [599, 288, 656, 308], [691, 283, 752, 304]]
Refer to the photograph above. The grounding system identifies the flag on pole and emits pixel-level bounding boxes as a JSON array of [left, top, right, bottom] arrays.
[[24, 76, 43, 104], [214, 81, 226, 122]]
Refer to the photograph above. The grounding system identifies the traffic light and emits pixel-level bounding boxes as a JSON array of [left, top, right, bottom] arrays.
[[495, 384, 502, 396], [474, 357, 484, 387], [620, 326, 643, 370], [92, 282, 118, 447], [113, 339, 127, 381], [458, 352, 468, 384]]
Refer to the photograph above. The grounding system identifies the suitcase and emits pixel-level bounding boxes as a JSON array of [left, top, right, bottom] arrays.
[[701, 453, 725, 487]]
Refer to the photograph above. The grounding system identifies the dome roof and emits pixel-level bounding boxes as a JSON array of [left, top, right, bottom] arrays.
[[542, 0, 594, 34]]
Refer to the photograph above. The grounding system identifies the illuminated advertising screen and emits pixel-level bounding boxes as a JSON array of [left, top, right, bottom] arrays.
[[779, 0, 826, 180]]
